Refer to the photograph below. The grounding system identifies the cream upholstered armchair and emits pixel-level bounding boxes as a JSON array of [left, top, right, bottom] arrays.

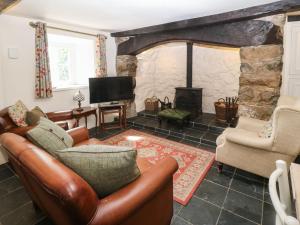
[[216, 96, 300, 178]]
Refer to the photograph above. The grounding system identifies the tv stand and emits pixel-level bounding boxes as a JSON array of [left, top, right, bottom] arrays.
[[98, 103, 126, 131]]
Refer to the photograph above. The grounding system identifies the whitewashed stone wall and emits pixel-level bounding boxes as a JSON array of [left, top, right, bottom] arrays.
[[135, 43, 241, 113]]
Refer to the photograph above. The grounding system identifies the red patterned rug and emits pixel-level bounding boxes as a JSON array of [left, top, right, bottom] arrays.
[[102, 129, 215, 205]]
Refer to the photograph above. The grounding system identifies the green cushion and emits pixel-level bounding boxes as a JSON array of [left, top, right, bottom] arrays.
[[27, 117, 73, 155], [158, 109, 191, 120], [56, 145, 141, 197], [26, 106, 47, 126]]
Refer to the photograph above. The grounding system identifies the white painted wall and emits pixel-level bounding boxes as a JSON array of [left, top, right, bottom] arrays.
[[135, 43, 240, 113], [0, 14, 116, 117], [0, 15, 117, 164]]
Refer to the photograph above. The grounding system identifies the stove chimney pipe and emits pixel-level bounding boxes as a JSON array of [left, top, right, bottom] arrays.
[[186, 42, 193, 88]]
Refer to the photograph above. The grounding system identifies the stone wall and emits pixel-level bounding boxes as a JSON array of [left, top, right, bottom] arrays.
[[238, 45, 283, 120], [134, 43, 240, 113], [238, 14, 285, 120], [115, 37, 138, 117]]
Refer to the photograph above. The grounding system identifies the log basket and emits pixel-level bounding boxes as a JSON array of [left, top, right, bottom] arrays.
[[214, 98, 238, 123]]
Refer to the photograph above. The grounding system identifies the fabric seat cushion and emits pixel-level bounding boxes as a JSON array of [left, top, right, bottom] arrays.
[[26, 117, 73, 155], [26, 106, 48, 126], [56, 144, 141, 197], [158, 109, 191, 120]]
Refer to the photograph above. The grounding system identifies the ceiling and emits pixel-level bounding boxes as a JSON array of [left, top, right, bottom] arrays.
[[5, 0, 279, 32]]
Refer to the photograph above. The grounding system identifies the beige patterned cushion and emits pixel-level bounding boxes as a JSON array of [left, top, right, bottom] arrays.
[[26, 106, 48, 126], [8, 100, 29, 127], [56, 145, 141, 197], [27, 117, 73, 155]]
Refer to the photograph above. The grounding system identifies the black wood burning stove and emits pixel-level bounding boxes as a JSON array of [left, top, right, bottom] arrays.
[[175, 42, 203, 118]]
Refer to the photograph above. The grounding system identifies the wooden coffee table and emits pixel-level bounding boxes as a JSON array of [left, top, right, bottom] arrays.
[[72, 106, 97, 128]]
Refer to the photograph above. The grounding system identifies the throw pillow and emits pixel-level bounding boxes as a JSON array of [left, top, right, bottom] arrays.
[[26, 106, 48, 126], [8, 100, 29, 127], [27, 117, 73, 155], [56, 145, 141, 197]]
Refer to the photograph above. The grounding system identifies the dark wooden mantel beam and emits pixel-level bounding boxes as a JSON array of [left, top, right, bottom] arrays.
[[111, 0, 300, 37], [0, 0, 20, 13], [117, 20, 281, 55]]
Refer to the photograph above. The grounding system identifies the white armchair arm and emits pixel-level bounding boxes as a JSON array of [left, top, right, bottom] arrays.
[[226, 129, 273, 151], [236, 117, 269, 132]]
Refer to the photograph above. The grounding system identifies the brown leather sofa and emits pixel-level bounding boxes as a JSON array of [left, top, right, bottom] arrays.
[[0, 127, 178, 225], [0, 107, 77, 136]]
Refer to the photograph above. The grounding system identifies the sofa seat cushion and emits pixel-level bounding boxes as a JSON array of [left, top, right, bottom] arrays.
[[158, 109, 191, 120], [56, 144, 141, 197], [27, 117, 73, 155], [8, 100, 29, 127], [74, 138, 102, 146]]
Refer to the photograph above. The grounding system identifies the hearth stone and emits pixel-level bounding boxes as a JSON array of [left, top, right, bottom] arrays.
[[175, 87, 203, 118]]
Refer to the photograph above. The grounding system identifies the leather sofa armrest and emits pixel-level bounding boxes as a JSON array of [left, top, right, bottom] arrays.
[[9, 126, 36, 137], [226, 129, 273, 151], [67, 126, 89, 145], [90, 157, 178, 225]]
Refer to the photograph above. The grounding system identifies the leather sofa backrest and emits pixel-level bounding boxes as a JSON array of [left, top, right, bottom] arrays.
[[0, 133, 98, 225], [0, 107, 17, 133]]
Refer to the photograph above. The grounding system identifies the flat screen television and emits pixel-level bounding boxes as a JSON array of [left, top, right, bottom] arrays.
[[89, 76, 134, 104]]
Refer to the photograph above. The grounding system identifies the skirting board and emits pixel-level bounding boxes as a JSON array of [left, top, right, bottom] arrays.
[[0, 145, 8, 165]]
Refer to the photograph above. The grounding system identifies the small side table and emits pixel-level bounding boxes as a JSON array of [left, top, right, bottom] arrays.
[[98, 103, 126, 130], [72, 107, 97, 128]]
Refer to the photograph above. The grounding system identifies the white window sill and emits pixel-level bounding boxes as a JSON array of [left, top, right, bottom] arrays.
[[53, 85, 88, 92]]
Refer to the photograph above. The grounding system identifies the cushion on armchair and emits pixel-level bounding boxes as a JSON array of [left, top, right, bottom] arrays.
[[27, 117, 73, 155], [26, 106, 48, 126], [8, 100, 29, 127], [56, 145, 141, 197]]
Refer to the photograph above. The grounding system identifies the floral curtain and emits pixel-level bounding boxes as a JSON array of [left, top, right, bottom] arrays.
[[35, 22, 53, 98], [95, 34, 107, 77]]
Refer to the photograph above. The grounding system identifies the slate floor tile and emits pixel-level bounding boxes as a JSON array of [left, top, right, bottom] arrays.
[[179, 197, 220, 225], [1, 202, 44, 225], [180, 139, 199, 148], [217, 210, 257, 225], [0, 188, 31, 217], [0, 164, 8, 172], [195, 180, 227, 207], [231, 174, 264, 200], [167, 135, 183, 142], [0, 176, 22, 198], [35, 217, 54, 225], [223, 190, 262, 224], [173, 201, 183, 215], [235, 169, 264, 183], [205, 167, 233, 187], [0, 167, 14, 182], [202, 132, 219, 146], [212, 162, 235, 173], [171, 216, 192, 225], [262, 202, 276, 225]]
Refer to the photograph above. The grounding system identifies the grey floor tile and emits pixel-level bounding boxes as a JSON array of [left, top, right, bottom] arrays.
[[1, 202, 44, 225], [231, 174, 264, 200], [0, 188, 31, 217], [0, 176, 22, 198], [218, 210, 257, 225], [179, 197, 220, 225], [223, 190, 262, 224], [0, 164, 8, 172], [235, 169, 264, 183], [195, 180, 227, 207], [212, 162, 235, 173], [262, 202, 276, 225], [180, 139, 199, 148], [0, 167, 14, 182], [205, 167, 234, 187], [171, 216, 192, 225], [35, 217, 54, 225], [174, 201, 183, 215]]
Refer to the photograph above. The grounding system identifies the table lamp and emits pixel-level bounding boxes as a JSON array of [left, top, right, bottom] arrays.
[[73, 90, 85, 111]]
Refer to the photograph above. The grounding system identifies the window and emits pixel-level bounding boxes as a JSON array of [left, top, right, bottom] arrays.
[[48, 33, 95, 89]]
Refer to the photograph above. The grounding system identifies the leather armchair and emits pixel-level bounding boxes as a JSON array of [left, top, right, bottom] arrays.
[[0, 127, 178, 225], [216, 96, 300, 178], [0, 107, 77, 136]]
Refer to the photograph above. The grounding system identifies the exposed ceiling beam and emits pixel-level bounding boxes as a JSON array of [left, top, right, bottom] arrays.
[[117, 20, 281, 55], [0, 0, 20, 13], [111, 0, 300, 37]]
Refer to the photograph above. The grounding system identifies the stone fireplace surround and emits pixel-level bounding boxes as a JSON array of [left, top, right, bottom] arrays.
[[115, 14, 285, 121]]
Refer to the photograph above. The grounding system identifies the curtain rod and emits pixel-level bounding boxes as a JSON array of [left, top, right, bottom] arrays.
[[29, 22, 107, 39]]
